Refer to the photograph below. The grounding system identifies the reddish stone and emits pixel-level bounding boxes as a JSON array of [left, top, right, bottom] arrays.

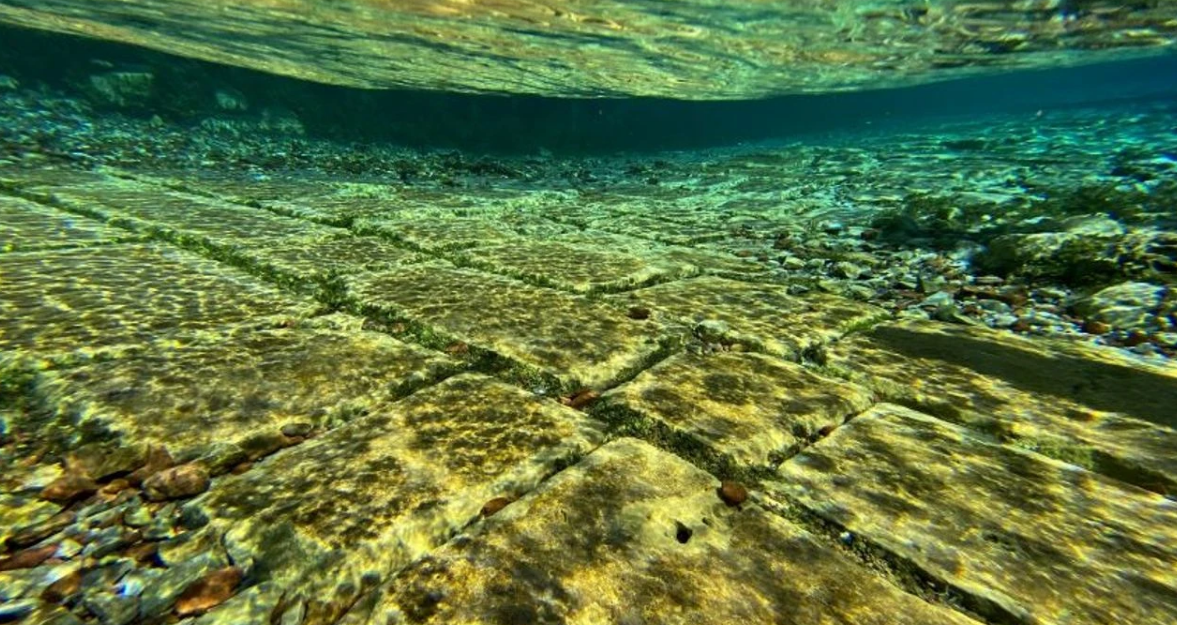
[[129, 445, 175, 486], [1082, 319, 1112, 335], [41, 474, 98, 504], [480, 497, 513, 517], [143, 463, 210, 501], [717, 481, 748, 507], [565, 389, 600, 411], [0, 543, 58, 571], [174, 566, 244, 617]]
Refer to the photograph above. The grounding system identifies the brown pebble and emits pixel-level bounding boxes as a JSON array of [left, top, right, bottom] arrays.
[[230, 462, 253, 475], [42, 569, 84, 603], [717, 481, 748, 507], [143, 463, 210, 501], [0, 543, 58, 571], [816, 424, 837, 438], [129, 445, 175, 486], [1082, 319, 1111, 335], [41, 474, 98, 504], [100, 478, 131, 497], [174, 566, 244, 617], [481, 497, 513, 517], [626, 306, 651, 320], [565, 388, 600, 411]]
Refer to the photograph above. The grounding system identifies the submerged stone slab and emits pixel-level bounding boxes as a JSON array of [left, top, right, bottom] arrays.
[[244, 235, 422, 292], [355, 438, 977, 625], [186, 374, 606, 623], [0, 196, 134, 252], [37, 317, 459, 467], [357, 216, 521, 252], [459, 239, 694, 293], [765, 403, 1177, 625], [45, 180, 335, 247], [586, 213, 730, 246], [824, 320, 1177, 494], [612, 276, 888, 358], [601, 352, 874, 469], [348, 263, 673, 391], [0, 244, 316, 360]]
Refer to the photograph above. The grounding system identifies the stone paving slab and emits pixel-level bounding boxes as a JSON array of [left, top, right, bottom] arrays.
[[546, 229, 771, 280], [243, 235, 424, 293], [44, 180, 336, 248], [764, 403, 1177, 625], [0, 244, 317, 361], [348, 438, 978, 625], [611, 276, 888, 358], [348, 263, 674, 391], [0, 196, 137, 252], [36, 315, 460, 469], [356, 216, 522, 253], [187, 374, 607, 624], [599, 352, 874, 469], [586, 213, 730, 246], [824, 320, 1177, 494], [456, 239, 695, 294]]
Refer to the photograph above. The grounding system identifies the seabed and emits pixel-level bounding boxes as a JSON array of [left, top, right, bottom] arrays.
[[1, 101, 1176, 625]]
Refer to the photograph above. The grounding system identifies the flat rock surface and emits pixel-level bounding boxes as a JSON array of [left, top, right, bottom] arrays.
[[36, 317, 459, 466], [351, 438, 979, 625], [602, 352, 874, 469], [611, 276, 888, 357], [1, 1, 1172, 98], [348, 263, 674, 391], [0, 195, 135, 252], [764, 403, 1177, 625], [0, 244, 315, 360], [187, 374, 606, 622], [825, 320, 1177, 494]]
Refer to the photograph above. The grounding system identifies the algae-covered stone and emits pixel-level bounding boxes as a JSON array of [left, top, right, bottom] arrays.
[[764, 403, 1177, 625], [0, 244, 315, 360], [1070, 281, 1169, 332], [612, 276, 888, 357], [183, 374, 605, 623], [349, 263, 674, 390], [46, 179, 335, 248], [823, 319, 1177, 493], [37, 318, 458, 465], [602, 352, 873, 468], [458, 239, 691, 293], [356, 438, 977, 625], [357, 216, 519, 252], [245, 235, 422, 292], [0, 196, 135, 252]]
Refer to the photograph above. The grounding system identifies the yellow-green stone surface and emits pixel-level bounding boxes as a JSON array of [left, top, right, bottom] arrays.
[[603, 352, 875, 469], [348, 263, 674, 390], [612, 276, 889, 357], [825, 320, 1177, 493], [353, 438, 980, 625], [187, 374, 606, 621], [0, 195, 135, 252], [765, 403, 1177, 625], [0, 244, 315, 360], [36, 317, 459, 465]]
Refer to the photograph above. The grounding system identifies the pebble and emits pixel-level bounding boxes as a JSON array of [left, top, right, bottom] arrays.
[[83, 592, 140, 625], [122, 502, 152, 528], [41, 473, 98, 503], [174, 566, 244, 617], [280, 422, 314, 438], [717, 481, 748, 507], [481, 497, 512, 517], [56, 539, 83, 559], [832, 261, 862, 279], [920, 291, 954, 308], [143, 463, 210, 501], [129, 445, 175, 486], [42, 569, 83, 603], [0, 543, 58, 571]]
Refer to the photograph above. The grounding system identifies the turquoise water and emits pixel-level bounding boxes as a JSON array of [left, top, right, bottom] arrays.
[[0, 7, 1176, 625]]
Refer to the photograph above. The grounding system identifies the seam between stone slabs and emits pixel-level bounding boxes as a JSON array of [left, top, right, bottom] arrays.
[[754, 481, 1020, 625]]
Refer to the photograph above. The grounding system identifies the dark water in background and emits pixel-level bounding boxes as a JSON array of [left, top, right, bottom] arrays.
[[2, 23, 1175, 154]]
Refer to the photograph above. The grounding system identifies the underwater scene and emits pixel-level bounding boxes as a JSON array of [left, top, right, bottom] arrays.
[[1, 1, 1176, 624]]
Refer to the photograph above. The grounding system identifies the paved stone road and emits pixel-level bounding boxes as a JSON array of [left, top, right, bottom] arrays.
[[1, 166, 1175, 625]]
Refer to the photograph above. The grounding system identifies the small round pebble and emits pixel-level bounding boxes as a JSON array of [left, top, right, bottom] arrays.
[[481, 497, 512, 517], [717, 481, 748, 507]]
